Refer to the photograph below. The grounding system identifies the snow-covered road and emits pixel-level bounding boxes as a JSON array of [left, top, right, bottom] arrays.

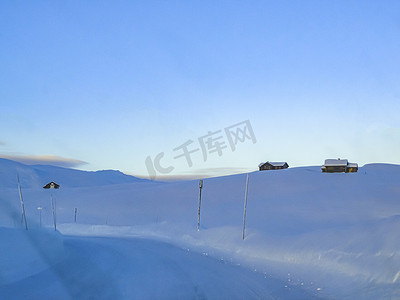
[[0, 232, 320, 299]]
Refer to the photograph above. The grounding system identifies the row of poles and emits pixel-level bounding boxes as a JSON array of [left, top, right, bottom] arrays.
[[17, 173, 250, 235], [17, 175, 78, 231], [197, 173, 250, 240]]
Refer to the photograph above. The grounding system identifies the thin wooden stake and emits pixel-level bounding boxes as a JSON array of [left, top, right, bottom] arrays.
[[243, 173, 249, 240], [37, 207, 42, 227], [51, 194, 57, 231], [197, 179, 203, 231], [17, 175, 28, 230]]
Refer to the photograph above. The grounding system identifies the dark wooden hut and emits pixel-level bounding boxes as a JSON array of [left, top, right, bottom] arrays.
[[259, 161, 289, 171], [43, 181, 60, 189]]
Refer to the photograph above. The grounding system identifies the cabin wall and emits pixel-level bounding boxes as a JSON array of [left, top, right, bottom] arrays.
[[346, 167, 358, 173], [321, 164, 358, 173], [259, 165, 273, 170], [322, 166, 347, 173]]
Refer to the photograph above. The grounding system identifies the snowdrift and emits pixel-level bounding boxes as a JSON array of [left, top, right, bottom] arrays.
[[1, 159, 400, 299], [0, 227, 65, 285]]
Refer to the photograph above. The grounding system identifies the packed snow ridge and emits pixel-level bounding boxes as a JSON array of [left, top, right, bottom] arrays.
[[1, 158, 400, 299]]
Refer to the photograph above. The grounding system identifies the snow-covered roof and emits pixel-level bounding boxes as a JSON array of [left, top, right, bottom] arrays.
[[347, 163, 358, 168], [266, 162, 288, 167], [323, 159, 348, 167], [258, 162, 265, 168], [43, 181, 60, 189]]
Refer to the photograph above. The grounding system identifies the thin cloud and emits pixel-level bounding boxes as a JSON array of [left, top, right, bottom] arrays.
[[188, 167, 256, 175], [0, 154, 88, 168], [0, 141, 5, 146], [137, 167, 256, 181]]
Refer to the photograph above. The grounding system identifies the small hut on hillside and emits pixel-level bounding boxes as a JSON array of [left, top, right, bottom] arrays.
[[43, 181, 60, 189], [321, 159, 358, 173], [259, 162, 289, 171]]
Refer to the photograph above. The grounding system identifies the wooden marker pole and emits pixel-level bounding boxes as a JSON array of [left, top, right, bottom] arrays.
[[197, 179, 203, 231], [242, 173, 249, 240], [51, 194, 56, 231], [37, 207, 42, 227], [17, 175, 28, 230]]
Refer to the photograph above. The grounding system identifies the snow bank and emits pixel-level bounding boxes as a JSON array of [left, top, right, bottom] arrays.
[[0, 227, 65, 285]]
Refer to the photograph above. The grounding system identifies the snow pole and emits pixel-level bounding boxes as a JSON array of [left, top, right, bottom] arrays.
[[74, 207, 77, 223], [242, 173, 249, 240], [197, 179, 203, 231], [37, 207, 43, 227], [17, 175, 28, 230], [51, 193, 57, 231]]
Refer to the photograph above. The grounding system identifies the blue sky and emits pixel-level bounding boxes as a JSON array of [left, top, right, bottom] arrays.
[[1, 1, 399, 179]]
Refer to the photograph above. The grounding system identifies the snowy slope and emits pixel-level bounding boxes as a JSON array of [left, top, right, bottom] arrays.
[[0, 158, 148, 188], [1, 161, 400, 299]]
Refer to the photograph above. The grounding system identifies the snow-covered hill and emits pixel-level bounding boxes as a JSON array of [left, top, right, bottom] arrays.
[[0, 158, 148, 188], [1, 160, 400, 299]]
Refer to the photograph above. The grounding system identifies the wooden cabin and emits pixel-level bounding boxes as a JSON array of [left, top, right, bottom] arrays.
[[259, 161, 289, 171], [43, 181, 60, 189], [321, 159, 358, 173], [346, 163, 359, 173]]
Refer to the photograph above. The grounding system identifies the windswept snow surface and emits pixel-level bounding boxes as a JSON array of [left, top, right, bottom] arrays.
[[1, 160, 400, 299], [0, 228, 318, 300]]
